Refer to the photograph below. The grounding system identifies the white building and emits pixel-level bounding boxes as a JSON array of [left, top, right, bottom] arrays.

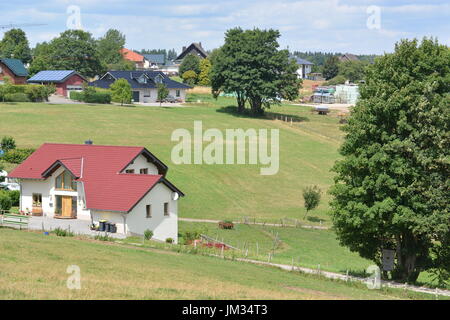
[[8, 143, 184, 242], [291, 56, 314, 79], [89, 71, 191, 103]]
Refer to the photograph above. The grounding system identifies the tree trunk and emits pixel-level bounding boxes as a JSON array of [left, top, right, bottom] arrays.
[[249, 97, 264, 115], [393, 233, 421, 283], [236, 92, 246, 113]]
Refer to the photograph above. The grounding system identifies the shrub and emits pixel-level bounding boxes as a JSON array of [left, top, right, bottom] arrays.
[[69, 89, 111, 104], [166, 237, 174, 244], [7, 190, 20, 207], [3, 148, 35, 164], [54, 227, 74, 237], [1, 136, 16, 153], [144, 229, 153, 240], [182, 70, 197, 86], [24, 85, 55, 102], [0, 191, 13, 211], [69, 91, 83, 101], [110, 78, 132, 105], [182, 230, 201, 243], [302, 185, 321, 219], [323, 75, 346, 86], [4, 93, 30, 102]]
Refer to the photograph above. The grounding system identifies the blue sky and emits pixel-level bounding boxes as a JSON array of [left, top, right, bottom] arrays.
[[1, 0, 449, 55]]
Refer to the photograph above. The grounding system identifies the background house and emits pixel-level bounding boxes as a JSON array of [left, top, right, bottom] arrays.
[[27, 70, 87, 97], [90, 70, 191, 103], [291, 56, 314, 79], [338, 53, 359, 62], [175, 42, 208, 63], [143, 54, 166, 69], [120, 48, 146, 69], [0, 58, 28, 84]]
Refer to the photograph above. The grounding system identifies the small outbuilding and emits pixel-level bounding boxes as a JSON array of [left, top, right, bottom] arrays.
[[27, 70, 87, 97]]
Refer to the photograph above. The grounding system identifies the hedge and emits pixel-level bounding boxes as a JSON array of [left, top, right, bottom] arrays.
[[0, 84, 55, 102], [69, 89, 111, 104], [0, 191, 12, 211]]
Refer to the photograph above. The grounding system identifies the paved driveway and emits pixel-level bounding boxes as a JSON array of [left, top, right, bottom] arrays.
[[29, 216, 126, 239]]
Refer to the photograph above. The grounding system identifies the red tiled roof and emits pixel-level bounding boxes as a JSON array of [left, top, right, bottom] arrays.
[[120, 48, 144, 62], [8, 143, 182, 213]]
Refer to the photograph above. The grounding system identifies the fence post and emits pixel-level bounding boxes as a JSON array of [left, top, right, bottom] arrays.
[[317, 264, 321, 275], [346, 270, 349, 282], [291, 257, 294, 271], [256, 242, 259, 257], [221, 245, 224, 258]]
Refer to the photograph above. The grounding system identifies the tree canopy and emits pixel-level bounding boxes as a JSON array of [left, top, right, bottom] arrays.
[[29, 30, 105, 78], [0, 28, 32, 63], [322, 55, 340, 80], [210, 28, 301, 115], [330, 38, 450, 284], [97, 29, 126, 66], [179, 54, 201, 76]]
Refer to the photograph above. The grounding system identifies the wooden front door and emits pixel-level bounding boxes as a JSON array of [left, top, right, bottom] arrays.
[[61, 196, 73, 218]]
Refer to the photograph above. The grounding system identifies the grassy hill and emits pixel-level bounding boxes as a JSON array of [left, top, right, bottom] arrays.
[[0, 228, 435, 300], [0, 96, 343, 225]]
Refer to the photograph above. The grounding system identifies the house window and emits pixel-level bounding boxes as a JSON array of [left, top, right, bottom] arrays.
[[140, 168, 148, 174], [176, 90, 180, 97], [146, 205, 152, 218], [55, 170, 77, 191], [164, 202, 169, 216], [32, 194, 42, 207], [125, 169, 135, 174]]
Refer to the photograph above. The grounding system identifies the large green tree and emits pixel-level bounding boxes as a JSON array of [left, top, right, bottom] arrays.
[[179, 54, 201, 76], [0, 28, 32, 63], [322, 55, 340, 80], [330, 38, 450, 284], [29, 30, 105, 78], [97, 29, 126, 66], [211, 28, 301, 114]]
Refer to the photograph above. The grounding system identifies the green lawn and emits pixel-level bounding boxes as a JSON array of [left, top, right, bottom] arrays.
[[0, 96, 343, 225], [0, 228, 438, 300]]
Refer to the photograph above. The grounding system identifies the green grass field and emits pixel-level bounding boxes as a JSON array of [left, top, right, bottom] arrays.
[[0, 228, 438, 300], [0, 96, 343, 225]]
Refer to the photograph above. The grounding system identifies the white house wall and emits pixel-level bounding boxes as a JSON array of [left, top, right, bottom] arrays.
[[19, 166, 90, 219], [123, 153, 159, 174], [126, 182, 178, 243], [133, 88, 187, 103]]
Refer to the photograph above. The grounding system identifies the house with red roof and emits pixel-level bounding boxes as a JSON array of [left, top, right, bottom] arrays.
[[8, 142, 184, 242], [120, 48, 146, 69]]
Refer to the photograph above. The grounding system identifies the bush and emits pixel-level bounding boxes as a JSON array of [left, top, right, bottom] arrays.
[[182, 70, 197, 86], [302, 185, 321, 219], [3, 148, 35, 164], [166, 237, 174, 244], [69, 88, 111, 104], [24, 85, 56, 102], [1, 136, 16, 153], [144, 229, 153, 240], [182, 230, 201, 243], [7, 190, 20, 207], [4, 93, 30, 102], [0, 191, 12, 211], [94, 233, 113, 241], [54, 227, 74, 237]]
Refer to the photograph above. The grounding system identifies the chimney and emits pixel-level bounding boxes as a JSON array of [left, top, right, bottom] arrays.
[[182, 46, 186, 52], [199, 42, 202, 48], [84, 140, 93, 145]]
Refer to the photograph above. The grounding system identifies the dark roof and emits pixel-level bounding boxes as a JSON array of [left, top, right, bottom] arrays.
[[0, 58, 28, 77], [90, 70, 191, 90], [339, 53, 359, 62], [291, 56, 314, 66], [176, 43, 208, 61], [28, 70, 86, 83], [143, 54, 166, 65]]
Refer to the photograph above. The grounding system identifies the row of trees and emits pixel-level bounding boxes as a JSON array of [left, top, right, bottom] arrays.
[[0, 28, 135, 78]]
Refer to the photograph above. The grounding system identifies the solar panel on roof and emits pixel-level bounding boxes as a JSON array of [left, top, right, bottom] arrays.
[[28, 70, 75, 82]]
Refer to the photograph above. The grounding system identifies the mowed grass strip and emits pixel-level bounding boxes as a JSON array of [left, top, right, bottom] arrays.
[[0, 228, 437, 300], [0, 98, 341, 224]]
